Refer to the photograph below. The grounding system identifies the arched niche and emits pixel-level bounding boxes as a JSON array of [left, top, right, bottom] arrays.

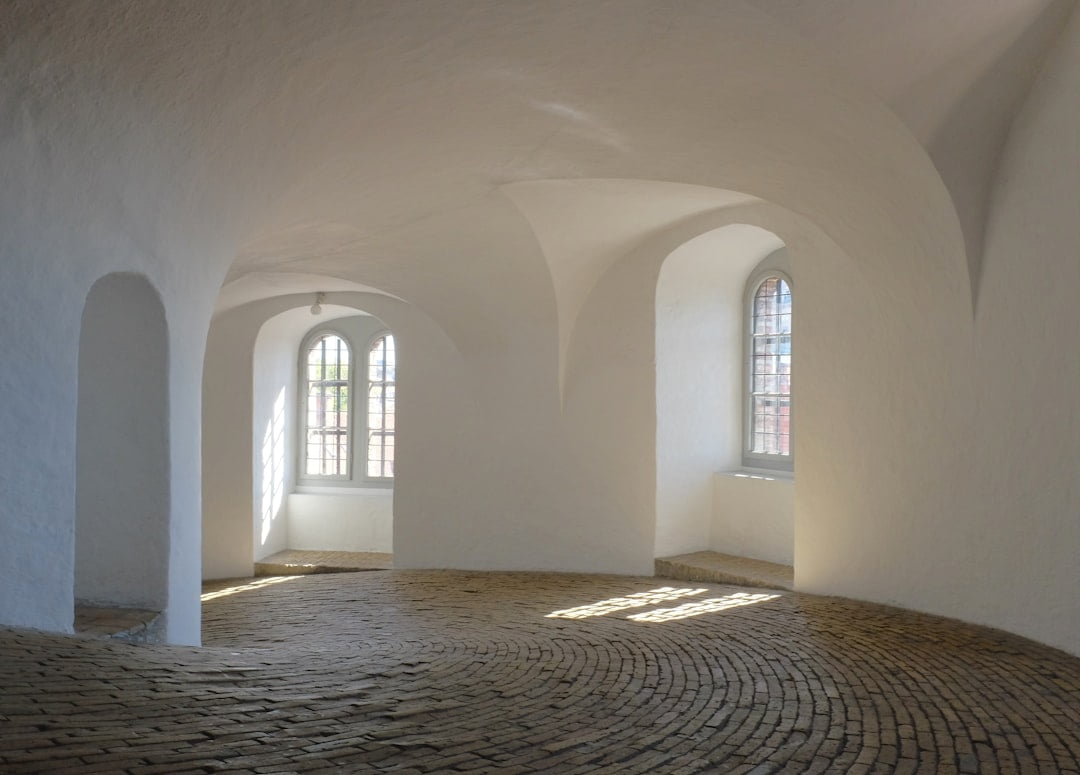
[[75, 273, 170, 622], [654, 224, 792, 561], [204, 292, 453, 582], [253, 306, 396, 562]]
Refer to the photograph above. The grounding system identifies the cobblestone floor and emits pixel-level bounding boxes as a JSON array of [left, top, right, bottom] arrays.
[[1, 571, 1078, 774]]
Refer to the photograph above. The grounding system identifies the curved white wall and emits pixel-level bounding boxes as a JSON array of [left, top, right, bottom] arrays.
[[972, 6, 1080, 655], [251, 309, 305, 560]]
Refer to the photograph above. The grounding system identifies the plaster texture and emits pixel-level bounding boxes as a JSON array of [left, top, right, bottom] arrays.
[[288, 492, 394, 555], [711, 473, 794, 567], [0, 0, 1078, 655], [747, 0, 1074, 289], [251, 309, 304, 560], [972, 5, 1080, 654]]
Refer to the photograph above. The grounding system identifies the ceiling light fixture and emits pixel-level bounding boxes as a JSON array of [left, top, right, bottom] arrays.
[[310, 292, 325, 316]]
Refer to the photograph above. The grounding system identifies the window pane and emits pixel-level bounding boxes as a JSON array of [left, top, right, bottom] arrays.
[[749, 277, 792, 459], [367, 335, 396, 480], [304, 334, 351, 477]]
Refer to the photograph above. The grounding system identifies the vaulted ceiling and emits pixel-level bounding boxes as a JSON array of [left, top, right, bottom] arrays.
[[7, 1, 1072, 310]]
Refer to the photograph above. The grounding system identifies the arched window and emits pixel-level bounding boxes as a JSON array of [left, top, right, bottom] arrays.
[[746, 274, 792, 468], [366, 333, 395, 479], [304, 333, 351, 477]]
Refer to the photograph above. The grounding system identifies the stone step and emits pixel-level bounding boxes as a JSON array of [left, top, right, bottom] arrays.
[[254, 549, 393, 576], [655, 551, 793, 591], [74, 605, 164, 643]]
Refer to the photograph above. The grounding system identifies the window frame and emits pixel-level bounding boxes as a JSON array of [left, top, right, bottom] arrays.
[[298, 329, 355, 482], [363, 330, 395, 484], [742, 268, 794, 472]]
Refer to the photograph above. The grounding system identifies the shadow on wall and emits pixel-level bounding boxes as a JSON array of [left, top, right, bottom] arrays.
[[75, 272, 170, 619]]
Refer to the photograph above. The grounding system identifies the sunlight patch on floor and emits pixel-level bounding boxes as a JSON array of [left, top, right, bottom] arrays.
[[627, 591, 780, 622], [201, 576, 295, 602], [546, 587, 708, 619]]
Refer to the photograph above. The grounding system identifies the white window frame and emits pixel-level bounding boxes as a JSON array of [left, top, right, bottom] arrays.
[[299, 329, 354, 482], [743, 269, 793, 472], [364, 331, 395, 483]]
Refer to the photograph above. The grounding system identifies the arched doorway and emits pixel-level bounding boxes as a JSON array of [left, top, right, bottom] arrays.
[[75, 273, 169, 639]]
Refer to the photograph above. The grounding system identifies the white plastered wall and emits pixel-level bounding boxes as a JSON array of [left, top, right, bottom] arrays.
[[0, 59, 226, 644], [711, 473, 794, 567], [288, 492, 393, 555], [251, 310, 304, 560], [970, 6, 1080, 656]]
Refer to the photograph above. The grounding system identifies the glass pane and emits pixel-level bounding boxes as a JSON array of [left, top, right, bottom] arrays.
[[749, 276, 792, 463], [304, 334, 352, 476]]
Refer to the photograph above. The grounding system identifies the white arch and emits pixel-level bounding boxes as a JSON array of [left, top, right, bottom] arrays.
[[75, 272, 170, 633], [202, 292, 472, 580]]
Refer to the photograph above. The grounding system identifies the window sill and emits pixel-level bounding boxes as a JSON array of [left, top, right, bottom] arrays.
[[294, 485, 393, 495], [717, 468, 794, 482]]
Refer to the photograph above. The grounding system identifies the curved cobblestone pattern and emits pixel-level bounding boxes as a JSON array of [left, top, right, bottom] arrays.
[[1, 571, 1078, 774]]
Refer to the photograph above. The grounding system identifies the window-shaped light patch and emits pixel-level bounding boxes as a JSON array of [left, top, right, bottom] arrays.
[[546, 587, 708, 619], [367, 334, 395, 479], [750, 277, 791, 456], [305, 334, 351, 476], [627, 592, 780, 622]]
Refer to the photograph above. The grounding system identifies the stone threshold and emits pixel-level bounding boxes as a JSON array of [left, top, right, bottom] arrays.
[[255, 549, 393, 576], [74, 605, 163, 643], [655, 550, 793, 591]]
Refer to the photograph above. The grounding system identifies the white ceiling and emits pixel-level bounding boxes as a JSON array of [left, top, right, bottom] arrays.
[[214, 0, 1071, 307], [45, 0, 1067, 309]]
